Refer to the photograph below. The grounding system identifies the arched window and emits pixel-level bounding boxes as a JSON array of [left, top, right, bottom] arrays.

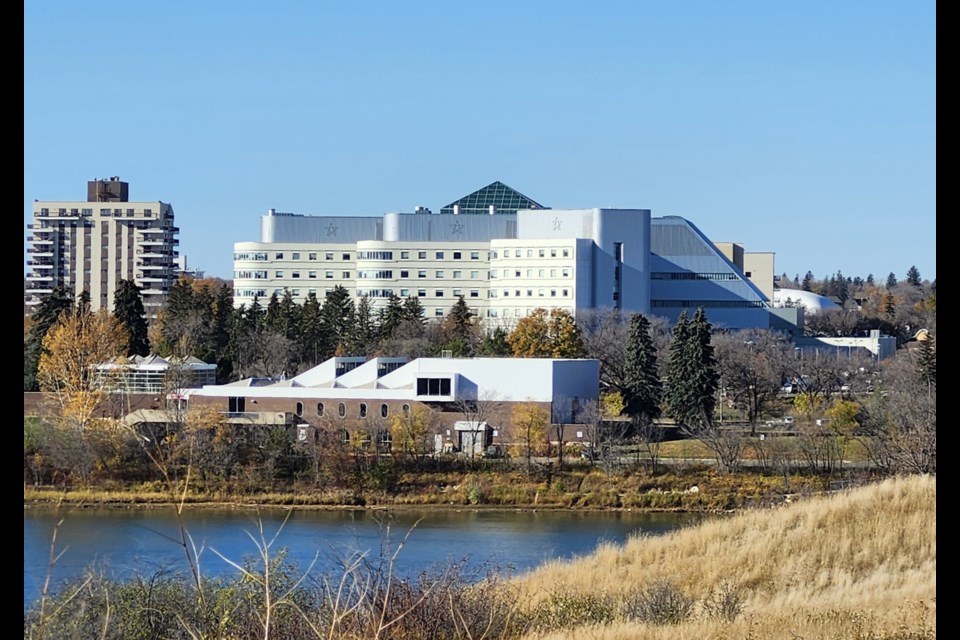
[[402, 404, 410, 416], [338, 429, 350, 445], [338, 402, 346, 418], [359, 403, 367, 418], [295, 402, 304, 416], [380, 403, 389, 418], [317, 402, 324, 417]]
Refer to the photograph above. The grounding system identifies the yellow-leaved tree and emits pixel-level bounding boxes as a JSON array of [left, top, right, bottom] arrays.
[[507, 308, 586, 358], [36, 308, 127, 483], [37, 308, 127, 430], [511, 402, 549, 472], [389, 405, 437, 464]]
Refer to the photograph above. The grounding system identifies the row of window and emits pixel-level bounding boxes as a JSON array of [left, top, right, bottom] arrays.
[[491, 288, 570, 298], [651, 299, 766, 309], [650, 272, 741, 281], [491, 248, 570, 259], [38, 208, 153, 217], [249, 250, 488, 262], [252, 252, 352, 261], [487, 307, 575, 318], [236, 270, 352, 279], [297, 401, 411, 419], [491, 267, 571, 279]]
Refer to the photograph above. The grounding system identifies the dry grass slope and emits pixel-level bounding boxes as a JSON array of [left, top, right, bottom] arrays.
[[511, 474, 936, 640]]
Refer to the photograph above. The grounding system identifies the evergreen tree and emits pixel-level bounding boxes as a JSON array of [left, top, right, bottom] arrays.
[[477, 326, 512, 356], [665, 308, 719, 431], [350, 295, 378, 355], [664, 310, 695, 429], [298, 293, 324, 366], [866, 273, 875, 286], [379, 294, 405, 342], [113, 279, 150, 357], [402, 296, 425, 324], [688, 307, 720, 423], [265, 291, 283, 331], [212, 284, 235, 382], [24, 286, 73, 391], [322, 285, 356, 355], [801, 271, 814, 292], [886, 272, 898, 289], [622, 313, 662, 426], [833, 270, 849, 304], [441, 297, 475, 357], [906, 265, 922, 287]]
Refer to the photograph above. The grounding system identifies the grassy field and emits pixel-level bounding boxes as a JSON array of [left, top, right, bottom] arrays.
[[509, 473, 936, 639]]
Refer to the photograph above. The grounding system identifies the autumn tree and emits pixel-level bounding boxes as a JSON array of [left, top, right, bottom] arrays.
[[511, 402, 549, 472], [714, 329, 792, 435], [113, 279, 150, 357], [579, 308, 630, 397], [388, 405, 437, 467], [36, 308, 127, 484], [508, 308, 586, 358]]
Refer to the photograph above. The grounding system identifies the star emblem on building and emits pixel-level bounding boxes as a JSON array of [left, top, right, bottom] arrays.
[[552, 217, 562, 231], [326, 223, 338, 237], [450, 220, 464, 236]]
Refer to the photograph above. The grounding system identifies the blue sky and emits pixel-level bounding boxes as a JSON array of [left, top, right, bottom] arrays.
[[25, 1, 936, 284]]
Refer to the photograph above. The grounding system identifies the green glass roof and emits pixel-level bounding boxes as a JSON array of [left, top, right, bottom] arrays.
[[440, 181, 546, 215]]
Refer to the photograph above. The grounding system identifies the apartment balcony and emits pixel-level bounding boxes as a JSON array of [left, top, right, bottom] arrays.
[[29, 237, 54, 245], [26, 284, 54, 294], [26, 261, 54, 269], [25, 273, 53, 281], [137, 262, 167, 270]]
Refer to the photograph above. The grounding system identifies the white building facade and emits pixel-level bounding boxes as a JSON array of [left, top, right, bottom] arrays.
[[231, 182, 788, 331]]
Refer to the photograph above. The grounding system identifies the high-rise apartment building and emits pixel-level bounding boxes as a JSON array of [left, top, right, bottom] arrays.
[[25, 177, 179, 316]]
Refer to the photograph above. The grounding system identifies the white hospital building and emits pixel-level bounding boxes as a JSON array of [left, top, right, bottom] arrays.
[[233, 181, 798, 332]]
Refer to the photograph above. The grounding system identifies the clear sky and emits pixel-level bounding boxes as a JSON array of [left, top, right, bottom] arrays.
[[25, 1, 936, 284]]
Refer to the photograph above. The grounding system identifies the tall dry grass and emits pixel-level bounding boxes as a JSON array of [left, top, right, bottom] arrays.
[[511, 474, 936, 640]]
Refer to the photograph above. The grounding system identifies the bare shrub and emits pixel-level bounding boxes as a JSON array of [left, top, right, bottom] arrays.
[[701, 579, 746, 622], [623, 578, 695, 625]]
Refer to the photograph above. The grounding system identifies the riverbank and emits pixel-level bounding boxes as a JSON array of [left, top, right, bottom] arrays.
[[24, 464, 877, 513]]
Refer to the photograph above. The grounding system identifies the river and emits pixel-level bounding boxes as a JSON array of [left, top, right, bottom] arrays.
[[24, 505, 705, 610]]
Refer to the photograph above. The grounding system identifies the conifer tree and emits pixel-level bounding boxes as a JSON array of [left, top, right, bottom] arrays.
[[916, 333, 936, 391], [402, 295, 425, 324], [886, 272, 898, 289], [622, 313, 662, 426], [906, 265, 922, 287], [113, 279, 150, 357], [801, 271, 814, 292], [24, 286, 74, 391], [442, 296, 475, 356], [379, 294, 405, 342], [350, 295, 378, 355], [322, 285, 356, 355]]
